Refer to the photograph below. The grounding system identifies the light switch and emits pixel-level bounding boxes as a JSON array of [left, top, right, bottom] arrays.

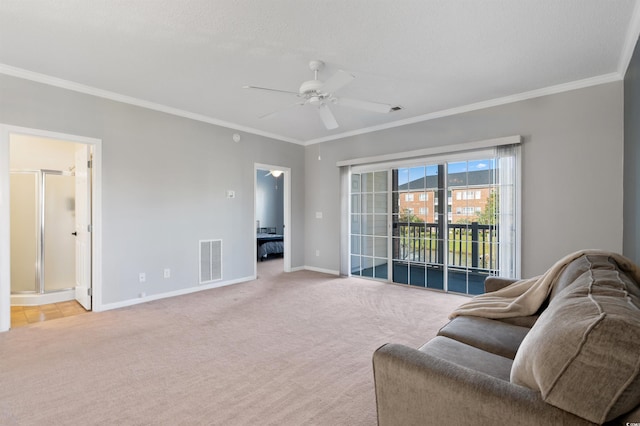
[[226, 190, 235, 199], [316, 211, 323, 219]]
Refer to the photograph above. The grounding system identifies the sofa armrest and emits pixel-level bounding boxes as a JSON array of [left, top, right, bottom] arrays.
[[372, 343, 595, 426], [484, 276, 518, 293]]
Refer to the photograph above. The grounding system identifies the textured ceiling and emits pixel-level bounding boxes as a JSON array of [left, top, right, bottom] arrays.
[[1, 1, 639, 144]]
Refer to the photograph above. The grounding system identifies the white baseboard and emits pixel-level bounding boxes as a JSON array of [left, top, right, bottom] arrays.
[[97, 268, 341, 312], [97, 275, 254, 312], [303, 266, 340, 275]]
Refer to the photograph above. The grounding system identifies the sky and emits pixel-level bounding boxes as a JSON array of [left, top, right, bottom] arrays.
[[397, 159, 496, 186]]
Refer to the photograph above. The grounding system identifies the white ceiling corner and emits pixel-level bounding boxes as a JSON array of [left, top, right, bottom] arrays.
[[0, 0, 638, 146]]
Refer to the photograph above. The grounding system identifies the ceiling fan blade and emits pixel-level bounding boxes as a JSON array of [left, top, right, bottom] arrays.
[[317, 104, 338, 130], [259, 101, 305, 119], [320, 70, 355, 94], [337, 97, 392, 113], [243, 85, 299, 96]]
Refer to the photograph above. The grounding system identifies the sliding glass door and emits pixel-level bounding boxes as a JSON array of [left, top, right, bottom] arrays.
[[392, 165, 445, 290], [443, 158, 501, 294], [347, 145, 519, 295], [350, 171, 388, 279]]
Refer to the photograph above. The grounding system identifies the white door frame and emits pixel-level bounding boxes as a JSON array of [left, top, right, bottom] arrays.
[[0, 124, 103, 332], [74, 144, 92, 310], [254, 163, 291, 275]]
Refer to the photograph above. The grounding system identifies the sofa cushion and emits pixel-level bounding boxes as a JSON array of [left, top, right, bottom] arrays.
[[494, 314, 538, 329], [438, 316, 530, 359], [419, 336, 513, 381], [548, 254, 596, 301], [511, 257, 640, 424]]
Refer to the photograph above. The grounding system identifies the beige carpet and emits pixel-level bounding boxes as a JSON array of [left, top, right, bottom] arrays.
[[0, 260, 468, 425]]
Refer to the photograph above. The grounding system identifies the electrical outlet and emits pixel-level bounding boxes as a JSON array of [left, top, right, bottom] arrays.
[[139, 272, 146, 283], [164, 268, 171, 279], [316, 250, 320, 257]]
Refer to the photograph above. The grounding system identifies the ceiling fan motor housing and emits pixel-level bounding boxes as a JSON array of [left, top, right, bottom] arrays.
[[299, 79, 324, 96]]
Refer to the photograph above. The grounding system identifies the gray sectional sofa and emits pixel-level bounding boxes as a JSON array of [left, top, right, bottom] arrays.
[[373, 252, 640, 425]]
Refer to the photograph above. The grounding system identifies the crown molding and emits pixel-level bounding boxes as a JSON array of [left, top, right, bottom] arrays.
[[618, 0, 640, 77], [304, 72, 622, 146], [0, 64, 304, 145], [0, 64, 624, 148]]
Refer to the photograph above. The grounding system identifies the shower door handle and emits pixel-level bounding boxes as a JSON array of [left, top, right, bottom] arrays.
[[71, 231, 78, 236]]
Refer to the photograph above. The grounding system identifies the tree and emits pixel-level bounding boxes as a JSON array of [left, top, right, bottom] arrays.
[[476, 190, 499, 225], [399, 208, 421, 223]]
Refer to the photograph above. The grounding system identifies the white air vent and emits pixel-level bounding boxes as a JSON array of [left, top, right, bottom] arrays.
[[199, 239, 222, 284]]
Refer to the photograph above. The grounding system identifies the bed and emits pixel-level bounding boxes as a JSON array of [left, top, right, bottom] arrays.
[[257, 228, 284, 260]]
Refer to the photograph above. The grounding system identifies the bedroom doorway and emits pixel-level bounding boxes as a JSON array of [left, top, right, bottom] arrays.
[[254, 163, 291, 276]]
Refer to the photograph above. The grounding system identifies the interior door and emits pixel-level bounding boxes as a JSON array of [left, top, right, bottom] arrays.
[[74, 145, 92, 310]]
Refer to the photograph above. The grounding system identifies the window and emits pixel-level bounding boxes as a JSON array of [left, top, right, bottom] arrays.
[[457, 207, 479, 215], [458, 191, 479, 200], [343, 138, 520, 295], [350, 171, 388, 279], [391, 153, 518, 294]]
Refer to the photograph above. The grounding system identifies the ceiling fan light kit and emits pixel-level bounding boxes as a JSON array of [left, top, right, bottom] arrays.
[[244, 60, 394, 130], [265, 170, 283, 178]]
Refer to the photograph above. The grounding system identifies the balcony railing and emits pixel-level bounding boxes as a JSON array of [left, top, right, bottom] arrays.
[[393, 221, 499, 272]]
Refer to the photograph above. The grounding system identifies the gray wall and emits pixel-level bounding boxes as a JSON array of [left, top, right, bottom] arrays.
[[624, 37, 640, 265], [256, 170, 284, 234], [0, 74, 305, 305], [305, 82, 624, 277], [0, 72, 627, 302]]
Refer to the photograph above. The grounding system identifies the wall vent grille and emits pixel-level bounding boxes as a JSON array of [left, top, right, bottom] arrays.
[[199, 239, 222, 284]]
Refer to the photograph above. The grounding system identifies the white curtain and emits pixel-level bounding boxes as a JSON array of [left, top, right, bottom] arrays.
[[497, 144, 521, 279]]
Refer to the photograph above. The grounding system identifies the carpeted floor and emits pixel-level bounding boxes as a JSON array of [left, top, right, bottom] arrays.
[[0, 259, 468, 425]]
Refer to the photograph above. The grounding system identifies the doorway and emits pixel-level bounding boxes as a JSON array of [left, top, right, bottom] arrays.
[[10, 135, 92, 309], [254, 163, 291, 277], [0, 125, 102, 332]]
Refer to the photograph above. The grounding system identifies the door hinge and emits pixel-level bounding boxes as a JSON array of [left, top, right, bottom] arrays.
[[87, 224, 92, 232], [87, 288, 92, 296], [87, 160, 92, 169]]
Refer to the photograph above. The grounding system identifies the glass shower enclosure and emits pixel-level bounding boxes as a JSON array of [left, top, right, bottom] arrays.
[[10, 170, 76, 300]]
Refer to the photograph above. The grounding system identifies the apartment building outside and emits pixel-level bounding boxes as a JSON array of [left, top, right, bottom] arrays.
[[396, 170, 496, 225]]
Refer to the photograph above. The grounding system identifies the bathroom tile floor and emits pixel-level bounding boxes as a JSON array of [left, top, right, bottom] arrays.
[[10, 301, 88, 328]]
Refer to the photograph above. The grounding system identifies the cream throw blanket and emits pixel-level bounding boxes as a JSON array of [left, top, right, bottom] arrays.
[[449, 249, 640, 320]]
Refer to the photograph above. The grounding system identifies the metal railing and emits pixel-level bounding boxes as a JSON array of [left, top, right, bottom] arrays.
[[393, 221, 499, 271]]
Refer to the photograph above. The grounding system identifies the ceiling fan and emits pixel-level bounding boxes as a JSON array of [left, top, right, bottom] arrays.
[[243, 60, 393, 130]]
